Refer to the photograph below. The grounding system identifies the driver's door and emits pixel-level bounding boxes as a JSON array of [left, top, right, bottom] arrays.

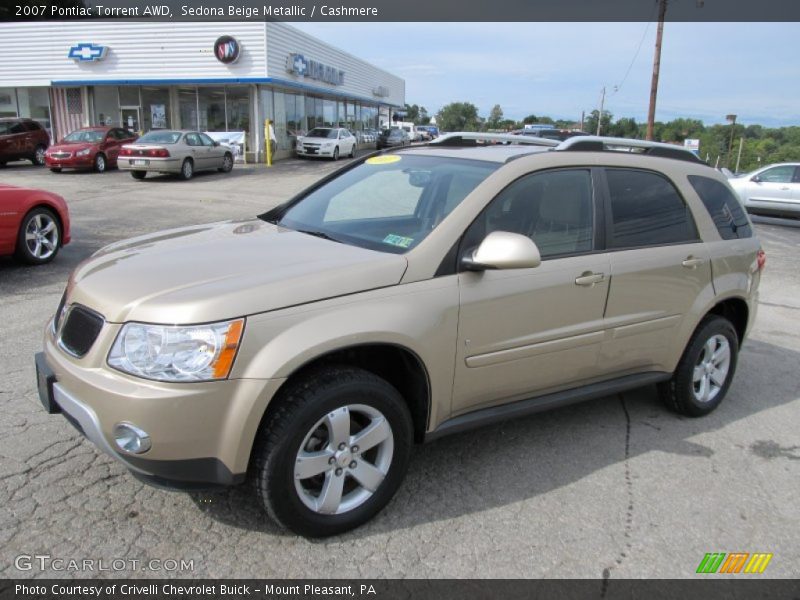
[[452, 168, 610, 415]]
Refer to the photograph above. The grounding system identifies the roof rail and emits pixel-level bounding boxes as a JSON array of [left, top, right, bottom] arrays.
[[431, 132, 560, 148], [556, 135, 705, 164]]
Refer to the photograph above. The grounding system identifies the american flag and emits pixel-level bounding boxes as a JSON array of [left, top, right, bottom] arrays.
[[50, 88, 84, 142]]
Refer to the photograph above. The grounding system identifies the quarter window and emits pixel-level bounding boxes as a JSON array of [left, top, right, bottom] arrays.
[[688, 175, 752, 240], [605, 169, 696, 248], [464, 169, 594, 259]]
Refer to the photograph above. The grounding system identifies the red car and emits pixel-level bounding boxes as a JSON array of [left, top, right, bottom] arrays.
[[45, 126, 137, 173], [0, 184, 70, 264]]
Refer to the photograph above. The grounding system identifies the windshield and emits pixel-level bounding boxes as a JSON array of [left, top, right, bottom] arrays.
[[63, 130, 104, 143], [137, 131, 182, 144], [307, 128, 338, 139], [271, 154, 499, 254]]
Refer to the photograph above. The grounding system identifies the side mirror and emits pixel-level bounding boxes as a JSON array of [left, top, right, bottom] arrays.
[[213, 140, 220, 146], [461, 231, 541, 271], [751, 175, 761, 183]]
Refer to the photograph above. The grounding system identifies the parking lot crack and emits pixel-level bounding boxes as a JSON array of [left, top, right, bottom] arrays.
[[600, 394, 635, 596]]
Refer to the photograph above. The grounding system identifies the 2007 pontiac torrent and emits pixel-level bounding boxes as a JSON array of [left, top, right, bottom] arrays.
[[36, 134, 764, 536]]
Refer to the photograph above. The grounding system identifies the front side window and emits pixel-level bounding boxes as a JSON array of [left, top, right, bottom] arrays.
[[606, 169, 697, 249], [688, 175, 752, 240], [307, 128, 337, 139], [463, 169, 594, 259], [269, 155, 499, 254], [62, 129, 104, 143], [198, 132, 215, 146], [758, 165, 794, 183]]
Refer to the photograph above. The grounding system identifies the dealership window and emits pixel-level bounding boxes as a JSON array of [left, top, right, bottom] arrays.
[[273, 91, 289, 151], [141, 86, 170, 130], [305, 96, 322, 130], [118, 86, 140, 107], [198, 87, 226, 131], [226, 86, 249, 132], [16, 87, 51, 132], [0, 88, 16, 117], [92, 86, 118, 127], [178, 86, 198, 130], [322, 99, 336, 127]]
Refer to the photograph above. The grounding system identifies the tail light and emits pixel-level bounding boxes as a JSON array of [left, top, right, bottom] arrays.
[[757, 249, 766, 271], [120, 147, 132, 156], [147, 148, 170, 157]]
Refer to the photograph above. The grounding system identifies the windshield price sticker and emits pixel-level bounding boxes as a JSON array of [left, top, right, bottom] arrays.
[[366, 155, 402, 165]]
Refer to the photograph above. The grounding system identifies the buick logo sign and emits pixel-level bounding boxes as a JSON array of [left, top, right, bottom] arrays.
[[214, 36, 240, 64]]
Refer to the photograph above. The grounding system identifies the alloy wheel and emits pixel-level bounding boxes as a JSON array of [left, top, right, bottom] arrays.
[[692, 334, 731, 403], [293, 404, 393, 515], [24, 212, 59, 260]]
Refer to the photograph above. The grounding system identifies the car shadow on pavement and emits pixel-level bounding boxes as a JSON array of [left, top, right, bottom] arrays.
[[190, 337, 800, 539]]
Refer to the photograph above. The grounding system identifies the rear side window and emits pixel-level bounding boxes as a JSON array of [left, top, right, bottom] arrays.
[[606, 169, 697, 249], [23, 121, 42, 131], [688, 175, 752, 240]]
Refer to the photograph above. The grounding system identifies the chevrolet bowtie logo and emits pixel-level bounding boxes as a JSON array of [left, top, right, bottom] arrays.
[[68, 43, 108, 62]]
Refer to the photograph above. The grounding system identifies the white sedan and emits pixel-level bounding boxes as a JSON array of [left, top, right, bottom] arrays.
[[728, 162, 800, 217], [296, 127, 356, 160]]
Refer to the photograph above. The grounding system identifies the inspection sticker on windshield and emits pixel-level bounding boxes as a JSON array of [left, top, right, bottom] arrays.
[[383, 234, 414, 248], [366, 155, 402, 165]]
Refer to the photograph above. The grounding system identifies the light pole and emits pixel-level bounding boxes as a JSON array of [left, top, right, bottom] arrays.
[[726, 114, 737, 168]]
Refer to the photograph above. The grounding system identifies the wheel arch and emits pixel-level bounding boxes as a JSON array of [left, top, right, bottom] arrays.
[[244, 342, 431, 475], [707, 296, 749, 344]]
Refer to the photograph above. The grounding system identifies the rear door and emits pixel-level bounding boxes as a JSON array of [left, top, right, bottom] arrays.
[[599, 168, 711, 375], [453, 168, 611, 414]]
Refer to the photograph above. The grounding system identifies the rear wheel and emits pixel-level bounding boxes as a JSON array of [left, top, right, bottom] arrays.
[[348, 144, 355, 158], [130, 170, 146, 180], [179, 158, 194, 180], [252, 366, 413, 537], [32, 145, 46, 166], [659, 315, 739, 417], [49, 167, 62, 173], [93, 153, 107, 173], [15, 207, 61, 265]]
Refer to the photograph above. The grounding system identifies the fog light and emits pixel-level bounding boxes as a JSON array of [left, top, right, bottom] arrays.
[[113, 422, 151, 454]]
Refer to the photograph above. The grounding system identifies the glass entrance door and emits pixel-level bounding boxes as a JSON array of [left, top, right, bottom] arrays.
[[120, 107, 140, 133]]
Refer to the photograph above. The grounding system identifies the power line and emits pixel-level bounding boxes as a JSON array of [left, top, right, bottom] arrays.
[[612, 3, 658, 95]]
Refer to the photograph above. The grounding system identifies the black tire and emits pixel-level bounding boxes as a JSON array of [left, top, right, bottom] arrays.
[[252, 366, 413, 537], [332, 147, 339, 161], [348, 144, 355, 158], [31, 145, 46, 166], [130, 170, 147, 180], [93, 153, 107, 173], [179, 158, 193, 180], [659, 315, 739, 417], [218, 152, 234, 173], [49, 167, 62, 173], [15, 206, 61, 265]]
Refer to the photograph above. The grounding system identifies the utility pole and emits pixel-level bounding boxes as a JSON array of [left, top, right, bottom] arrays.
[[726, 114, 738, 168], [735, 136, 744, 174], [596, 87, 606, 136], [646, 0, 668, 141]]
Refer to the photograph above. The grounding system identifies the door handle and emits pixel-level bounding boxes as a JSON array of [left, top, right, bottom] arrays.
[[780, 187, 791, 191], [575, 272, 605, 287], [681, 256, 704, 269]]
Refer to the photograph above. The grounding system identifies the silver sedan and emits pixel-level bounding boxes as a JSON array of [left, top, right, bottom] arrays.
[[118, 130, 234, 180], [728, 162, 800, 217]]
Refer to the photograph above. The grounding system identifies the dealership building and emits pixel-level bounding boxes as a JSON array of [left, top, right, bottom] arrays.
[[0, 21, 405, 160]]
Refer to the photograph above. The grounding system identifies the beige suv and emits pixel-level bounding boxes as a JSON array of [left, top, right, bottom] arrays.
[[35, 134, 764, 537]]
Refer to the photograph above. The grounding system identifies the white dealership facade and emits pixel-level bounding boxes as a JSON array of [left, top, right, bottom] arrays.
[[0, 21, 405, 160]]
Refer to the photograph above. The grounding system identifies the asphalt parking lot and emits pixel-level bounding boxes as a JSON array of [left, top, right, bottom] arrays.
[[1, 158, 798, 580]]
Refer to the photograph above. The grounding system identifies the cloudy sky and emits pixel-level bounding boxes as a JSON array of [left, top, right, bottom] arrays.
[[293, 22, 799, 128]]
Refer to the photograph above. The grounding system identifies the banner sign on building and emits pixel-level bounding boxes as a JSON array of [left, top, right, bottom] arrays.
[[205, 131, 247, 163]]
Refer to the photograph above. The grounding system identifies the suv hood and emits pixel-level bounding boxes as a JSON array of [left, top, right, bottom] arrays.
[[67, 219, 408, 324]]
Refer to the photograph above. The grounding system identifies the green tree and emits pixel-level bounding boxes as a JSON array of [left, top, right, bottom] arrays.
[[488, 104, 504, 129], [436, 102, 481, 132], [584, 110, 613, 136]]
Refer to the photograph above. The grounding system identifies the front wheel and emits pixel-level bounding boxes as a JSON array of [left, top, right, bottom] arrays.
[[16, 207, 61, 265], [252, 366, 413, 537], [93, 153, 106, 173], [179, 158, 194, 180], [218, 153, 233, 173], [659, 315, 739, 417], [49, 167, 62, 173], [332, 147, 339, 161]]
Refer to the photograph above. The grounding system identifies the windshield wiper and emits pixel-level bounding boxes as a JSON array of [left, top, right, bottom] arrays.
[[295, 228, 342, 243]]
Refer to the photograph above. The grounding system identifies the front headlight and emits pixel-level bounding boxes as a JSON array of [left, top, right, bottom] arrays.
[[76, 148, 91, 156], [108, 318, 244, 382]]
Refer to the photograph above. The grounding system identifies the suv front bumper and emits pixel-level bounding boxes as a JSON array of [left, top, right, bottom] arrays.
[[36, 328, 284, 490]]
